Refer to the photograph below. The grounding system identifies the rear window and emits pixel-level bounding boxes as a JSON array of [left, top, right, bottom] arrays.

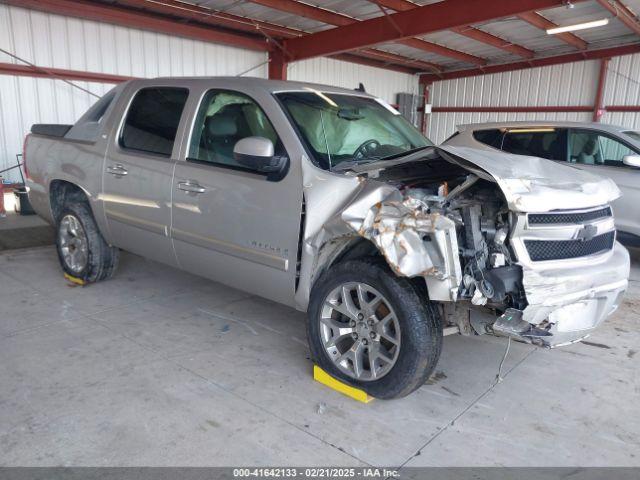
[[120, 87, 189, 157], [473, 129, 503, 149]]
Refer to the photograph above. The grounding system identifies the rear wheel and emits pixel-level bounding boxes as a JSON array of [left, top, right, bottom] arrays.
[[308, 259, 442, 399], [56, 202, 119, 283]]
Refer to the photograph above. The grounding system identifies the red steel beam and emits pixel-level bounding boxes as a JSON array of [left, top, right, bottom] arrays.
[[397, 39, 486, 66], [606, 105, 640, 111], [115, 1, 441, 72], [111, 0, 303, 38], [0, 62, 133, 83], [430, 105, 640, 113], [374, 0, 535, 59], [248, 0, 484, 65], [331, 53, 422, 74], [103, 0, 443, 74], [268, 49, 287, 80], [420, 43, 640, 82], [596, 0, 640, 36], [282, 0, 581, 61], [593, 57, 611, 121], [249, 0, 353, 26], [432, 106, 593, 113], [517, 11, 588, 50], [356, 49, 440, 73], [450, 26, 535, 59], [3, 0, 268, 51]]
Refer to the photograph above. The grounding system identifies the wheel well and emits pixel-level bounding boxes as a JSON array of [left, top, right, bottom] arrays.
[[331, 237, 380, 266], [312, 237, 381, 283], [320, 236, 429, 301], [49, 180, 89, 222]]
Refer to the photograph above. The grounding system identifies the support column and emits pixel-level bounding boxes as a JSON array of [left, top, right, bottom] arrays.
[[593, 57, 610, 122], [420, 80, 432, 136], [268, 49, 287, 80]]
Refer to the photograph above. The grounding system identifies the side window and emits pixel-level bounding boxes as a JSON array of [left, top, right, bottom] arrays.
[[502, 129, 566, 161], [120, 87, 189, 157], [473, 129, 503, 149], [188, 90, 282, 169], [569, 130, 637, 167]]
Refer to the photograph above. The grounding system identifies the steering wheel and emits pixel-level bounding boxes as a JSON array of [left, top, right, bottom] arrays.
[[353, 139, 381, 160]]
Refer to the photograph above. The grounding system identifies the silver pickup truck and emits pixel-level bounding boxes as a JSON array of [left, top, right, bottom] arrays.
[[24, 77, 630, 399]]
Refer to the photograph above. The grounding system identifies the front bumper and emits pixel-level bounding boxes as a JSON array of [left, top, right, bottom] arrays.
[[511, 241, 629, 347]]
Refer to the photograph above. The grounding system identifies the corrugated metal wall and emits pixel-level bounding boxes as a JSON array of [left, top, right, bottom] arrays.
[[426, 53, 640, 144], [0, 4, 268, 182], [288, 57, 419, 104], [0, 4, 420, 182], [426, 61, 599, 143], [602, 53, 640, 129]]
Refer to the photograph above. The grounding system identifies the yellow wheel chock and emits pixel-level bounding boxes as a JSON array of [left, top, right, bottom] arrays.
[[313, 365, 374, 403]]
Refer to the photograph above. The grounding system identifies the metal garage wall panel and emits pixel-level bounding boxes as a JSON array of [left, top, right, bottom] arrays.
[[601, 53, 640, 131], [0, 4, 268, 182], [427, 60, 600, 144], [288, 57, 420, 105]]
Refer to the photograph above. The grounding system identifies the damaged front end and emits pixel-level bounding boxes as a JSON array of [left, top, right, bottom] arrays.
[[297, 146, 629, 348]]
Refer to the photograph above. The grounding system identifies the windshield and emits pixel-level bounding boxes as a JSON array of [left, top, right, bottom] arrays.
[[276, 90, 433, 171]]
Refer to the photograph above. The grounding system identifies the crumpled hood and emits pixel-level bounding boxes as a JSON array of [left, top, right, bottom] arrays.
[[437, 145, 621, 213]]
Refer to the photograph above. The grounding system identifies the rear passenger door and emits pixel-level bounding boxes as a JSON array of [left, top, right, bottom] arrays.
[[171, 89, 302, 306], [103, 86, 189, 266]]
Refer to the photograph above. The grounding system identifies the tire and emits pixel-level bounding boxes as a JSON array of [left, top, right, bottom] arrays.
[[308, 258, 442, 399], [55, 202, 119, 283]]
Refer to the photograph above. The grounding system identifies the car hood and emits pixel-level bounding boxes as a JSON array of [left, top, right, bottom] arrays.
[[437, 145, 621, 213]]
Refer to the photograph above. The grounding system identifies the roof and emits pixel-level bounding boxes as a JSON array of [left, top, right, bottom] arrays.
[[138, 76, 376, 96], [457, 120, 637, 133]]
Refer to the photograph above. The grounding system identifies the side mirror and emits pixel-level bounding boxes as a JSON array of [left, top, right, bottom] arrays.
[[623, 154, 640, 168], [233, 136, 278, 171]]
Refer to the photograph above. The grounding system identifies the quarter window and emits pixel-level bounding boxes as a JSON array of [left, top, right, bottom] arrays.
[[569, 130, 637, 166], [188, 90, 282, 170], [473, 129, 503, 149], [501, 129, 567, 161], [120, 87, 189, 157]]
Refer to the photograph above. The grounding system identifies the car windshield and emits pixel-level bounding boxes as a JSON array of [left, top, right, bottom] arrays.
[[276, 90, 433, 171]]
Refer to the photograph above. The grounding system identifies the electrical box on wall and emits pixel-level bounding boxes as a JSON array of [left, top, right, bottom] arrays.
[[396, 92, 420, 127], [424, 104, 432, 114]]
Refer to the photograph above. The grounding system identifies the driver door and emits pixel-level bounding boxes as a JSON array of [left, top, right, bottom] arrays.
[[171, 89, 302, 306]]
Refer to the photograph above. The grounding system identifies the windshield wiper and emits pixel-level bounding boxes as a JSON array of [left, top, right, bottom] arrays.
[[332, 158, 382, 172], [378, 145, 433, 161]]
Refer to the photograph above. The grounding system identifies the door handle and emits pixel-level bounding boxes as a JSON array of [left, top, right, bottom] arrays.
[[107, 164, 128, 177], [177, 181, 206, 194]]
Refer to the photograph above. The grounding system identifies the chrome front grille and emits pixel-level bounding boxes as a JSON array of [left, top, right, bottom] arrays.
[[524, 231, 615, 261], [527, 207, 612, 226], [510, 205, 616, 268]]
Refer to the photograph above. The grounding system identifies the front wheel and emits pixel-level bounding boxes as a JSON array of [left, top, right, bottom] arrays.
[[308, 259, 442, 399], [56, 202, 119, 283]]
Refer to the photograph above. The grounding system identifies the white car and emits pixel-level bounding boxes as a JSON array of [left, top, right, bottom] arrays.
[[443, 121, 640, 245]]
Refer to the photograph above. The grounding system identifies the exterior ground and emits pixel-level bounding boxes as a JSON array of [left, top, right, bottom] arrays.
[[0, 244, 638, 467]]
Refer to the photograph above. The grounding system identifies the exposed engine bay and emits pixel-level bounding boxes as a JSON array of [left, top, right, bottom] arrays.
[[344, 155, 531, 341]]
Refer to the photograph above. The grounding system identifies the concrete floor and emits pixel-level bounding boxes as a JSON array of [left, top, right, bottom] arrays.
[[0, 246, 638, 467]]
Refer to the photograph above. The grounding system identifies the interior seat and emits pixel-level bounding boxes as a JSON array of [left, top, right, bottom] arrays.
[[577, 138, 602, 165], [202, 113, 240, 165]]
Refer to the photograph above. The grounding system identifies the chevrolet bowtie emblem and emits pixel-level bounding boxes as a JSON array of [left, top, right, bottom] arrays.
[[577, 224, 598, 242]]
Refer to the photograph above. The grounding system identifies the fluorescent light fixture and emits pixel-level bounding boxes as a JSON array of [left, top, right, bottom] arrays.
[[546, 18, 609, 35]]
